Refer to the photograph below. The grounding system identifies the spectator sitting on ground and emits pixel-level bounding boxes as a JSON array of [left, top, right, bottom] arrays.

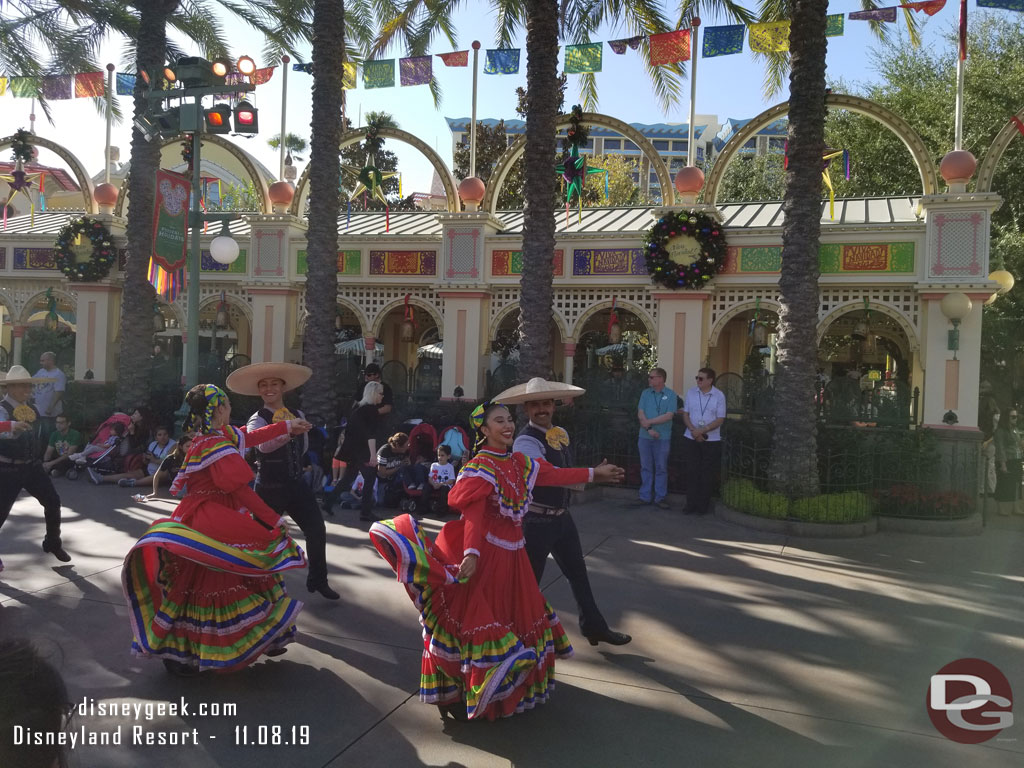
[[336, 471, 378, 509], [41, 414, 83, 478], [100, 426, 176, 488], [131, 435, 192, 503], [428, 444, 456, 515], [377, 432, 412, 506]]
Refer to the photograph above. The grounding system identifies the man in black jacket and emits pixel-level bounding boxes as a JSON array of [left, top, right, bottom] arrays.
[[502, 377, 631, 648], [0, 366, 71, 570], [227, 363, 339, 600]]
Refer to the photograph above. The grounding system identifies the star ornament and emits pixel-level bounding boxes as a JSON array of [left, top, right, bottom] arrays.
[[1, 166, 45, 225], [341, 152, 398, 206]]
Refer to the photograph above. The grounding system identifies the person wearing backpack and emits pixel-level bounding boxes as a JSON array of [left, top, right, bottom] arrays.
[[227, 363, 339, 601]]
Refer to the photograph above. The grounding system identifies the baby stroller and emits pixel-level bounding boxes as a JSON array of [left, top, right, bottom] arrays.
[[398, 423, 438, 516], [66, 413, 131, 480], [438, 424, 471, 469]]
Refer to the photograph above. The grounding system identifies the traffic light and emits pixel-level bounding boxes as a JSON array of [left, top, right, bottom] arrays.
[[171, 56, 226, 88], [134, 106, 180, 141], [233, 100, 258, 134], [204, 104, 232, 134]]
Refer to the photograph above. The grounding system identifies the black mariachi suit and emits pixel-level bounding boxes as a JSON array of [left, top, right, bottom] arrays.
[[248, 408, 330, 589], [517, 424, 609, 640], [0, 397, 64, 548]]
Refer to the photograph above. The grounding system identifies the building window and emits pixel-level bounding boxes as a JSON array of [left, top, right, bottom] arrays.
[[768, 137, 786, 153], [696, 147, 704, 163], [652, 139, 670, 151], [623, 140, 639, 152], [673, 141, 688, 152], [604, 139, 622, 150]]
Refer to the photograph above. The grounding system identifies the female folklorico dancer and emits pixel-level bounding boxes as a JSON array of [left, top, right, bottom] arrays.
[[122, 384, 312, 677], [369, 401, 624, 721]]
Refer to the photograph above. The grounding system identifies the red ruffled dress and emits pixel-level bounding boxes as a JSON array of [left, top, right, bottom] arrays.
[[370, 448, 591, 720], [122, 421, 307, 672]]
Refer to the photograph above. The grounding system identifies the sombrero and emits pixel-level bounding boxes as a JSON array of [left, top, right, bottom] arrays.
[[226, 362, 312, 396], [493, 377, 586, 405], [0, 364, 55, 385]]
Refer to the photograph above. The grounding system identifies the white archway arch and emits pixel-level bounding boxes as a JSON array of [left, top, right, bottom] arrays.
[[707, 300, 783, 348], [571, 299, 655, 341], [816, 300, 920, 353], [371, 296, 444, 339], [489, 302, 569, 345]]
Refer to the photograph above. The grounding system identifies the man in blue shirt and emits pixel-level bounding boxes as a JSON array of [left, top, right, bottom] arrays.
[[636, 367, 680, 509]]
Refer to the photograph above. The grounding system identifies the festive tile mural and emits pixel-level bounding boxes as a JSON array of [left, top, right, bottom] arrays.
[[297, 249, 361, 275], [369, 250, 436, 276], [572, 248, 645, 276], [721, 243, 915, 274], [201, 249, 247, 274], [491, 250, 563, 276], [14, 248, 57, 270]]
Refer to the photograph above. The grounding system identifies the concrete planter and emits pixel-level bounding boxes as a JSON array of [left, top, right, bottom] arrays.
[[717, 504, 878, 538], [877, 512, 983, 536]]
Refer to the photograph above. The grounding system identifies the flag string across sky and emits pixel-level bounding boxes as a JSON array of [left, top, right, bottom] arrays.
[[1, 2, 1020, 99]]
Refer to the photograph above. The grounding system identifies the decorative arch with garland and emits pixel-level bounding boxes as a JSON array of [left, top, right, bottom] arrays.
[[54, 217, 116, 282], [643, 209, 727, 290]]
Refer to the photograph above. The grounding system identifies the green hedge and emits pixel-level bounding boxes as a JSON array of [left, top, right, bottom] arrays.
[[722, 479, 875, 523]]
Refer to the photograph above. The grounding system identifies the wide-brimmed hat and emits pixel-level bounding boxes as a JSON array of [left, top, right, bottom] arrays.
[[493, 377, 586, 405], [226, 362, 312, 396], [0, 364, 54, 385]]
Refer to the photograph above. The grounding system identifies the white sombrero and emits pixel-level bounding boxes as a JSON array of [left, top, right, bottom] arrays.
[[226, 362, 313, 396], [0, 364, 55, 385], [493, 377, 586, 405]]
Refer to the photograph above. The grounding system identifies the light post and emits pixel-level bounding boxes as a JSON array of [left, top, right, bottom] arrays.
[[136, 55, 256, 389]]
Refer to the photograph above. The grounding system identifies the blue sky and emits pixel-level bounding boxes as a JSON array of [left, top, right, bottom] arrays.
[[0, 4, 1002, 196]]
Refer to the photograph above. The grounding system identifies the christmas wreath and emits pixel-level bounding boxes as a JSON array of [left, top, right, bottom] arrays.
[[643, 209, 727, 290], [54, 217, 116, 282]]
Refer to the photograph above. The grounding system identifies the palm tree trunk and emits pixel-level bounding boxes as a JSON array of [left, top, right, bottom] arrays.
[[301, 0, 345, 422], [117, 0, 178, 410], [768, 0, 828, 497], [517, 0, 560, 382]]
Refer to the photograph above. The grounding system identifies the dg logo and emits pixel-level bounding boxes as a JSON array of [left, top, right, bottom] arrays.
[[927, 658, 1014, 744]]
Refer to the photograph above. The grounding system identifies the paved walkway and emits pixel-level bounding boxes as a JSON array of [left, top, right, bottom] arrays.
[[1, 482, 1022, 768]]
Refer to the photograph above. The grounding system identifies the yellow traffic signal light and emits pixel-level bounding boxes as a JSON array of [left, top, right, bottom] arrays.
[[204, 104, 232, 134]]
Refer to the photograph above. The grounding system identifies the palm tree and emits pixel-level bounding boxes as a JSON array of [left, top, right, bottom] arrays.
[[267, 132, 309, 162], [301, 0, 347, 423]]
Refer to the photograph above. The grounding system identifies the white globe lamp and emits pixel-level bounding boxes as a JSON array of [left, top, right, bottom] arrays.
[[210, 227, 239, 265]]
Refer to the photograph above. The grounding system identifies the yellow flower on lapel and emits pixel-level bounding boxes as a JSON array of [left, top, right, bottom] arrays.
[[272, 407, 295, 423], [13, 405, 36, 422], [545, 427, 569, 449]]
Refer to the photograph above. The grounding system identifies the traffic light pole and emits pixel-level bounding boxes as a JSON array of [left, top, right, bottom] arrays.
[[185, 125, 203, 389]]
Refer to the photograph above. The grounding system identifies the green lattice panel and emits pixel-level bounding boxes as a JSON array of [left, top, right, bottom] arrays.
[[818, 244, 841, 273], [889, 242, 915, 273], [738, 247, 781, 272], [297, 250, 361, 275]]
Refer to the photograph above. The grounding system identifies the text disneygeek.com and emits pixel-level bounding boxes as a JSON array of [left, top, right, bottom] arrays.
[[10, 697, 311, 749]]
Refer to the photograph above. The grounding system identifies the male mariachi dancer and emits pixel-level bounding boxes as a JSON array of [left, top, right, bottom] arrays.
[[0, 366, 72, 572], [227, 363, 339, 600], [500, 377, 631, 647]]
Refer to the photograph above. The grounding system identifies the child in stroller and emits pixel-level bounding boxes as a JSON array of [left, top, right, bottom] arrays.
[[65, 414, 130, 480], [395, 424, 438, 517]]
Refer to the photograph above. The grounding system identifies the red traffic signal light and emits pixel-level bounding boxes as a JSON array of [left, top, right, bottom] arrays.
[[204, 104, 231, 134], [233, 100, 259, 134]]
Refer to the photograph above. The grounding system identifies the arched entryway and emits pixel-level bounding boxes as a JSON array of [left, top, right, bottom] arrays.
[[708, 306, 781, 419], [195, 296, 252, 386], [374, 301, 443, 404], [21, 290, 76, 379], [816, 307, 917, 426]]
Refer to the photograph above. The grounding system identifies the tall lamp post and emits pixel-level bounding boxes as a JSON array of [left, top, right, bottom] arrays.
[[136, 56, 258, 389]]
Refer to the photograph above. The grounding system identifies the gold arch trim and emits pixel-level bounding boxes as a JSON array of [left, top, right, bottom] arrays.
[[0, 134, 97, 214], [704, 94, 940, 206], [571, 299, 656, 342], [707, 300, 782, 348], [490, 301, 569, 344], [816, 300, 920, 354], [371, 296, 444, 339], [290, 128, 459, 216], [114, 134, 271, 217], [975, 104, 1024, 194], [482, 112, 675, 214]]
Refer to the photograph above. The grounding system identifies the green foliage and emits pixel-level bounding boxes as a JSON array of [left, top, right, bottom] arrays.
[[23, 326, 75, 380], [452, 120, 529, 209], [266, 132, 308, 161], [711, 153, 786, 204], [581, 154, 649, 207], [63, 381, 118, 435], [722, 479, 875, 523], [208, 181, 262, 212]]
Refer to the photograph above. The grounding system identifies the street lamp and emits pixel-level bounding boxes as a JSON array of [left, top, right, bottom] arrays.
[[136, 54, 258, 390], [940, 292, 972, 361]]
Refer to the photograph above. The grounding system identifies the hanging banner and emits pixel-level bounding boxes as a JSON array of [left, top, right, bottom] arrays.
[[342, 63, 357, 90], [849, 7, 898, 21], [436, 50, 469, 67], [748, 21, 791, 53], [151, 169, 191, 272], [251, 66, 275, 85], [363, 59, 395, 89], [116, 73, 136, 95], [74, 72, 105, 98], [608, 35, 644, 55], [703, 25, 745, 57], [42, 75, 73, 100], [9, 77, 37, 97], [565, 43, 603, 73], [0, 78, 7, 96], [484, 49, 520, 74], [900, 0, 947, 14], [649, 30, 690, 66], [977, 0, 1024, 8], [826, 13, 845, 37], [292, 62, 314, 73], [400, 56, 432, 86]]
